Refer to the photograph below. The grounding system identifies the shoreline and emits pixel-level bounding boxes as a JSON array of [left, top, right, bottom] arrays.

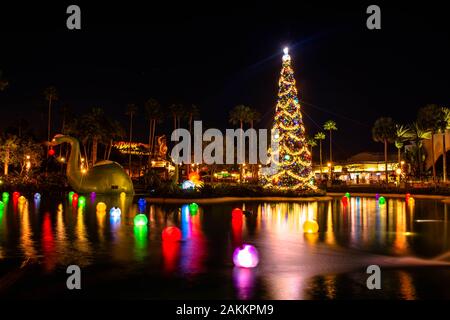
[[145, 195, 333, 204]]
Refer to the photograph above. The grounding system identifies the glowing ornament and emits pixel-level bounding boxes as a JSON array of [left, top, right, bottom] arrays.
[[120, 192, 126, 198], [378, 196, 386, 205], [233, 244, 259, 268], [182, 180, 195, 190], [408, 197, 415, 204], [303, 220, 319, 234], [2, 192, 9, 202], [78, 196, 86, 208], [0, 201, 4, 211], [90, 192, 96, 200], [232, 208, 243, 219], [162, 226, 182, 242], [375, 193, 380, 200], [72, 193, 79, 206], [345, 192, 351, 199], [134, 214, 148, 227], [341, 196, 348, 205], [34, 193, 41, 201], [68, 191, 75, 202], [48, 147, 55, 156], [188, 202, 199, 215], [18, 196, 27, 203], [13, 192, 20, 199], [57, 203, 63, 211], [138, 198, 146, 212], [109, 207, 121, 218], [406, 193, 411, 200], [96, 202, 107, 212]]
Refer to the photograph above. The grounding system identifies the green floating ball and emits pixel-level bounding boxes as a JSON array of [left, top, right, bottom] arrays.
[[134, 214, 148, 227], [68, 191, 75, 202], [345, 192, 351, 198], [0, 201, 4, 211], [2, 192, 9, 202], [189, 202, 199, 214], [378, 196, 386, 205], [78, 196, 86, 208]]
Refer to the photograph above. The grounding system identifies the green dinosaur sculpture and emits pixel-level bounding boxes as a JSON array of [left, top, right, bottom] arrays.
[[51, 135, 134, 195]]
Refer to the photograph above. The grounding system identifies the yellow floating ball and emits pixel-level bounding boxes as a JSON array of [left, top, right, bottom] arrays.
[[96, 202, 107, 212], [303, 220, 319, 234], [120, 192, 126, 198], [18, 196, 27, 203]]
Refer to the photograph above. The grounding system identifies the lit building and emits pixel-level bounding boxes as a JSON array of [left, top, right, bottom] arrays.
[[313, 152, 398, 184]]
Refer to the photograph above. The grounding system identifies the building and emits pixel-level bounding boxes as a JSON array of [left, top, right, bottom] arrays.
[[313, 152, 399, 184]]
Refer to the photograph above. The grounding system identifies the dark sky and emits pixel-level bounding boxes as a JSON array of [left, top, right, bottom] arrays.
[[1, 2, 450, 161]]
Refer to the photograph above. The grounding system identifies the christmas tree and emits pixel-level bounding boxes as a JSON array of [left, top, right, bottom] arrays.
[[261, 47, 315, 190]]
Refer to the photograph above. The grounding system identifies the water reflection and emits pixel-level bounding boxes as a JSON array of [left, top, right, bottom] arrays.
[[1, 194, 450, 299]]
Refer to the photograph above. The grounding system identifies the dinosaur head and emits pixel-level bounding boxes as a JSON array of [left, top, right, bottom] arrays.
[[50, 134, 71, 146]]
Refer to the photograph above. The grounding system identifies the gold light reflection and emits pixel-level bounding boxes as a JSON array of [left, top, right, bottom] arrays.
[[75, 207, 91, 260], [19, 200, 36, 259], [398, 271, 416, 300]]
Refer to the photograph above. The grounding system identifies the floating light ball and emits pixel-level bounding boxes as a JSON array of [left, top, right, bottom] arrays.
[[233, 244, 259, 268], [303, 220, 319, 234], [378, 196, 386, 205], [34, 193, 41, 201], [406, 193, 411, 200], [134, 214, 148, 227], [68, 191, 75, 202], [0, 201, 4, 211], [18, 196, 27, 203], [189, 202, 199, 214], [408, 197, 415, 204], [182, 180, 195, 190], [162, 226, 182, 242], [345, 192, 351, 199], [375, 193, 380, 200], [48, 147, 55, 156], [90, 192, 96, 201], [341, 196, 348, 205], [96, 202, 107, 212], [57, 203, 63, 212], [120, 192, 126, 198], [72, 193, 79, 206], [138, 198, 146, 212], [13, 192, 20, 199], [232, 208, 243, 219], [78, 196, 86, 208], [2, 192, 9, 202], [109, 207, 121, 218]]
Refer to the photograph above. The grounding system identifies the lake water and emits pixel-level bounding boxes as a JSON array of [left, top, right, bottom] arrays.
[[1, 193, 450, 299]]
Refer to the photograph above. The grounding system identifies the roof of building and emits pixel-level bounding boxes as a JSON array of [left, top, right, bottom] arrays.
[[346, 152, 397, 163]]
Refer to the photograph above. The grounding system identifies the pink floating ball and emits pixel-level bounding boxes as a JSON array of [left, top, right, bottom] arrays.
[[162, 226, 182, 242], [233, 244, 259, 268]]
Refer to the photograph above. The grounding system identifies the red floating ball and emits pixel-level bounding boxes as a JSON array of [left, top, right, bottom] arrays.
[[341, 196, 348, 205], [162, 226, 182, 242], [48, 148, 56, 156], [232, 208, 243, 219]]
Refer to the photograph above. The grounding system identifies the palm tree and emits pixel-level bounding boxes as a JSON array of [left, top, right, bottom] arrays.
[[44, 86, 58, 145], [229, 104, 252, 182], [314, 132, 326, 179], [408, 122, 431, 179], [306, 136, 317, 161], [394, 124, 412, 164], [442, 107, 450, 182], [144, 98, 162, 163], [323, 120, 337, 178], [125, 103, 138, 176], [169, 103, 185, 183], [187, 104, 200, 135], [245, 107, 261, 180], [418, 104, 446, 183], [372, 117, 396, 185]]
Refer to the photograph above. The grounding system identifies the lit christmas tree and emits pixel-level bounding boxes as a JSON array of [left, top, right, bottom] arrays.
[[261, 47, 315, 190]]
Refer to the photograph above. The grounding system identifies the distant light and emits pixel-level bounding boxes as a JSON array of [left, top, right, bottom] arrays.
[[283, 47, 289, 55]]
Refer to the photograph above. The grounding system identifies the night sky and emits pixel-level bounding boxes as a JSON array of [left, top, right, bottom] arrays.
[[1, 2, 450, 161]]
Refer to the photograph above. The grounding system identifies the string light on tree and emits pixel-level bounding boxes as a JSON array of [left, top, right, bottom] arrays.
[[261, 47, 315, 190]]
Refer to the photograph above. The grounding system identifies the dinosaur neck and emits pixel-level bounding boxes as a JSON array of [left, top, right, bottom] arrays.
[[66, 137, 83, 190]]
